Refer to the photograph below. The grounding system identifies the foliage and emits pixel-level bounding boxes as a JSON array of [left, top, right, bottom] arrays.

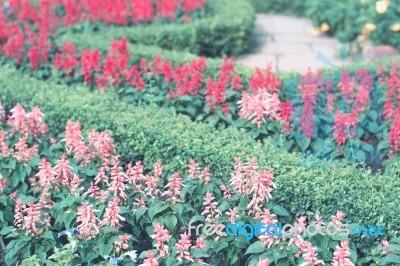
[[0, 102, 399, 265], [1, 65, 400, 241], [57, 0, 255, 57]]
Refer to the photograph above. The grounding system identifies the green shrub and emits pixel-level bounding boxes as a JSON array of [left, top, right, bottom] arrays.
[[59, 0, 255, 57], [1, 65, 400, 237], [249, 0, 306, 16]]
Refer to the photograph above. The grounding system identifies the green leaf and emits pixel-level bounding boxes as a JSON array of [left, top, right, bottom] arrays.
[[272, 205, 290, 217], [41, 231, 54, 240], [0, 226, 13, 235], [379, 254, 400, 265], [297, 137, 311, 152], [148, 204, 168, 221], [101, 226, 119, 234], [245, 241, 265, 255], [191, 248, 210, 258], [135, 207, 148, 221], [215, 242, 229, 253], [164, 215, 177, 231]]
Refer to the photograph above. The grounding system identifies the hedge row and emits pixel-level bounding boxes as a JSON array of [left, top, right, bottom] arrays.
[[60, 0, 255, 57], [249, 0, 306, 16], [0, 65, 399, 236]]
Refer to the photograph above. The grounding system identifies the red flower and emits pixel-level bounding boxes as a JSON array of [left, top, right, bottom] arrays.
[[162, 61, 173, 84], [249, 65, 281, 93], [53, 42, 79, 76], [280, 100, 293, 133], [131, 0, 154, 23], [298, 69, 322, 138], [333, 111, 358, 146], [81, 49, 101, 84]]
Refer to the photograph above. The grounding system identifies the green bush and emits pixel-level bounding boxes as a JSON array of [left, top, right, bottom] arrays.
[[1, 65, 400, 237], [59, 0, 255, 57], [249, 0, 306, 16]]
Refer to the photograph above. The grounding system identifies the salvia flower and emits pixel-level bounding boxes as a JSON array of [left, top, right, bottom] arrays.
[[0, 173, 7, 194], [76, 202, 100, 240], [238, 89, 281, 127], [109, 157, 128, 201], [139, 250, 159, 266], [247, 169, 275, 216], [201, 192, 221, 222], [151, 223, 170, 257], [114, 234, 131, 254], [13, 136, 38, 163], [100, 197, 125, 229], [331, 241, 354, 266], [162, 172, 183, 204], [175, 233, 193, 262], [297, 240, 325, 266]]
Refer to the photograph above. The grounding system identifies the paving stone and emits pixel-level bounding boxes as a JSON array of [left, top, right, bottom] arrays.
[[238, 14, 346, 72]]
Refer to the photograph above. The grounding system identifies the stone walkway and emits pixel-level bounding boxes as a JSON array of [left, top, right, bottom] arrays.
[[237, 14, 348, 73]]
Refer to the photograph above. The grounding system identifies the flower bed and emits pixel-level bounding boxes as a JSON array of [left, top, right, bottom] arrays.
[[1, 65, 400, 242], [0, 100, 399, 265]]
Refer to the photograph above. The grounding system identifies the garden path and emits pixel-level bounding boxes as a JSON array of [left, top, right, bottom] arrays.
[[237, 14, 348, 73]]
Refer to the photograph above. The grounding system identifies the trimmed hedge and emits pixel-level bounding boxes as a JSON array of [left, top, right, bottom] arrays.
[[0, 65, 399, 236], [59, 0, 255, 57], [250, 0, 306, 16]]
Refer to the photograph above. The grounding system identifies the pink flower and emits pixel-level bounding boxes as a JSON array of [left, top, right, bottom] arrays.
[[331, 211, 346, 226], [126, 161, 146, 188], [188, 159, 200, 179], [27, 106, 48, 137], [162, 173, 183, 204], [14, 198, 23, 229], [13, 136, 38, 163], [200, 167, 211, 185], [54, 154, 73, 187], [201, 192, 221, 222], [259, 209, 279, 247], [109, 157, 127, 201], [238, 89, 281, 127], [195, 236, 205, 249], [151, 223, 170, 257], [247, 169, 275, 216], [382, 240, 389, 255], [0, 130, 11, 157], [257, 258, 270, 266], [64, 120, 89, 163], [21, 201, 50, 237], [226, 207, 239, 223], [332, 241, 354, 266], [297, 240, 325, 266], [70, 174, 83, 194], [139, 251, 159, 266], [88, 129, 115, 163], [175, 233, 193, 262], [31, 157, 57, 196], [101, 197, 125, 229], [95, 165, 109, 185], [0, 174, 7, 194], [114, 234, 131, 255], [77, 202, 100, 240], [8, 104, 28, 136]]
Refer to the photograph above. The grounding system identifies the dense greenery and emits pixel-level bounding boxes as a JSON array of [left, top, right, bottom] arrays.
[[1, 65, 400, 238], [59, 0, 255, 57]]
